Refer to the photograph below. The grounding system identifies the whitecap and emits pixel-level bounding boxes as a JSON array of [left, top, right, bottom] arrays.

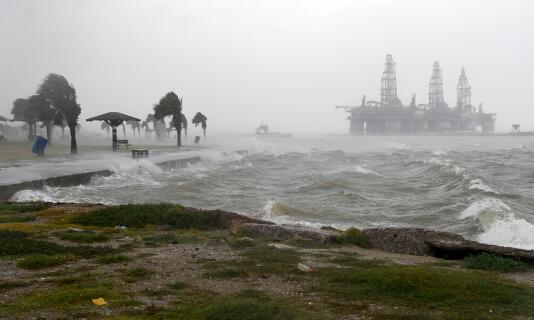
[[459, 198, 510, 219]]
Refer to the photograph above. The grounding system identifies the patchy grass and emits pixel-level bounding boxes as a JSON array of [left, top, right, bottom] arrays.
[[169, 281, 189, 290], [204, 267, 249, 279], [0, 280, 139, 318], [96, 254, 132, 264], [316, 263, 534, 319], [0, 202, 48, 215], [463, 253, 526, 273], [120, 267, 154, 282], [142, 289, 326, 320], [0, 230, 115, 258], [0, 280, 29, 292], [0, 202, 47, 224], [71, 203, 226, 230], [202, 245, 302, 278], [59, 230, 110, 243], [228, 237, 256, 249], [332, 227, 370, 248], [0, 222, 53, 233], [143, 232, 201, 246], [284, 238, 334, 249], [16, 254, 70, 270]]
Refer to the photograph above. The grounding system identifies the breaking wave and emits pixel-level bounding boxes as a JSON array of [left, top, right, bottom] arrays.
[[459, 198, 534, 250]]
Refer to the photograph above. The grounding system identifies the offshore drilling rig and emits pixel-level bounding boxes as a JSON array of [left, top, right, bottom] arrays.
[[338, 55, 496, 134]]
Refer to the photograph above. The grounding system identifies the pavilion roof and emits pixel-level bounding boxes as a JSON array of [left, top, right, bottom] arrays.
[[86, 112, 140, 122]]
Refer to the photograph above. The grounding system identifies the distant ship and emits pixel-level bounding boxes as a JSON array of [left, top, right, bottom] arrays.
[[255, 124, 292, 137]]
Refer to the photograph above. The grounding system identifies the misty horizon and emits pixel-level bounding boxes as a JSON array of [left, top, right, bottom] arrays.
[[1, 0, 533, 134]]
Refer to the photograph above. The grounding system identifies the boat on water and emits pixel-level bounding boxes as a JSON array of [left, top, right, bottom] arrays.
[[254, 124, 292, 137]]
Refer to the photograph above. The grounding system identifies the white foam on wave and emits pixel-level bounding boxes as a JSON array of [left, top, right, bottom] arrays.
[[468, 179, 498, 193], [477, 216, 534, 250], [326, 164, 382, 177], [427, 157, 499, 194], [459, 198, 510, 219], [353, 165, 381, 176], [10, 189, 58, 202], [459, 198, 534, 250]]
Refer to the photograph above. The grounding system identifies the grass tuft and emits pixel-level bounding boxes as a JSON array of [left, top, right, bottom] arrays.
[[71, 203, 226, 230], [317, 263, 534, 318], [120, 267, 154, 282], [16, 254, 70, 270], [96, 254, 132, 264], [0, 280, 29, 292], [228, 237, 256, 249], [463, 253, 526, 272], [332, 227, 370, 248], [0, 229, 115, 258], [59, 230, 110, 243], [169, 281, 189, 290]]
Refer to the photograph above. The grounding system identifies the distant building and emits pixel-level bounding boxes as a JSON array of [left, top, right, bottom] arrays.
[[339, 55, 496, 134]]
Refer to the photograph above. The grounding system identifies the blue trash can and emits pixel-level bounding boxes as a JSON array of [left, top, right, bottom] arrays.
[[32, 136, 48, 156]]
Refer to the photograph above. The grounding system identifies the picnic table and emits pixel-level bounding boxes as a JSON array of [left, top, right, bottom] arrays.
[[131, 149, 149, 158]]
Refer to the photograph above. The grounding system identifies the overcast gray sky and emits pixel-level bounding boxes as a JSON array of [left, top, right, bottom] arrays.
[[1, 0, 533, 133]]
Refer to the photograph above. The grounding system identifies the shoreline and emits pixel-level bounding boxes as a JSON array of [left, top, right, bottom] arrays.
[[0, 202, 533, 319]]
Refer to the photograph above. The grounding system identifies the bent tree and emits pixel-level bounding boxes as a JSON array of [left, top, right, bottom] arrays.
[[154, 91, 183, 147], [37, 74, 81, 154], [192, 112, 207, 139]]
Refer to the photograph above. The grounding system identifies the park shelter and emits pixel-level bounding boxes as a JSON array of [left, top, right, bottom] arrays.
[[86, 112, 140, 150]]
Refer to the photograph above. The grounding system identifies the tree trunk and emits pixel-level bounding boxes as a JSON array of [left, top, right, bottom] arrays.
[[175, 114, 182, 147], [69, 124, 78, 154], [203, 128, 206, 139], [45, 122, 53, 145]]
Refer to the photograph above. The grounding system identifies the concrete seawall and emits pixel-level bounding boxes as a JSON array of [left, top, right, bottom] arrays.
[[0, 156, 200, 201]]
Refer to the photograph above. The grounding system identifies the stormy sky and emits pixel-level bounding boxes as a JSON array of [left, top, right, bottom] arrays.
[[1, 0, 533, 133]]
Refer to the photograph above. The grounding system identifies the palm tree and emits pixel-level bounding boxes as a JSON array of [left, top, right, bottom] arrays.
[[181, 114, 188, 140], [100, 121, 110, 138], [27, 94, 55, 145], [192, 112, 208, 139], [11, 98, 38, 141], [141, 121, 151, 138], [154, 91, 183, 147], [127, 120, 141, 138], [37, 74, 81, 154], [146, 114, 157, 139]]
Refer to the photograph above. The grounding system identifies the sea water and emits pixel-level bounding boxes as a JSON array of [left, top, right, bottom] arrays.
[[6, 135, 534, 250]]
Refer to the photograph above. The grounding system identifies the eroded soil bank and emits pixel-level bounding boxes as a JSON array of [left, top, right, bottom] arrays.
[[0, 202, 533, 320]]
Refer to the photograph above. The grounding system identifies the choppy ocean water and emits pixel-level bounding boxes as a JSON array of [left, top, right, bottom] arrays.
[[7, 135, 534, 250]]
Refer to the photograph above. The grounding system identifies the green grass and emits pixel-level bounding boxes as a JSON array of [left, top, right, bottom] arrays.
[[71, 203, 226, 230], [95, 254, 132, 264], [0, 202, 48, 223], [59, 230, 110, 243], [0, 280, 139, 318], [316, 262, 534, 319], [16, 254, 70, 270], [463, 253, 526, 272], [201, 245, 302, 278], [0, 202, 48, 215], [332, 227, 370, 248], [228, 237, 256, 249], [0, 229, 115, 258], [151, 289, 326, 320]]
